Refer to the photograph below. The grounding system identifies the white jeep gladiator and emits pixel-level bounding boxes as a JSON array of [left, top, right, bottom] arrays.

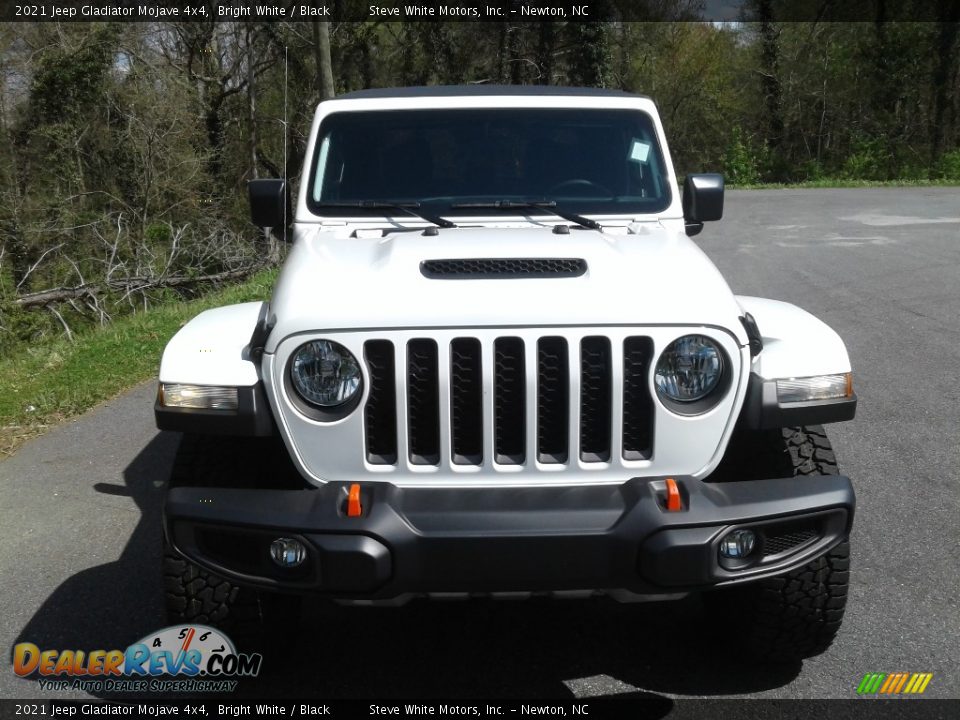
[[156, 86, 856, 662]]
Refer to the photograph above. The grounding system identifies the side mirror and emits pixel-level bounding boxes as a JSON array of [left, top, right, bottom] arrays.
[[682, 173, 724, 237], [248, 178, 290, 230]]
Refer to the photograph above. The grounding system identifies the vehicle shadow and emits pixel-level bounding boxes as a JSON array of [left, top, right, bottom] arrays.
[[10, 432, 175, 683], [12, 432, 800, 702]]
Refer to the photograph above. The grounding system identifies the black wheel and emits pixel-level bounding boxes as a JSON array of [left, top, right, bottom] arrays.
[[162, 434, 304, 647], [703, 425, 851, 662]]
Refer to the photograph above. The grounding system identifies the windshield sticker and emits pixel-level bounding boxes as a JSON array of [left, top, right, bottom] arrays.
[[630, 140, 651, 163]]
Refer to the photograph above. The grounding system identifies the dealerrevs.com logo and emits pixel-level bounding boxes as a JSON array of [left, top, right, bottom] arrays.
[[13, 625, 262, 693], [856, 672, 934, 695]]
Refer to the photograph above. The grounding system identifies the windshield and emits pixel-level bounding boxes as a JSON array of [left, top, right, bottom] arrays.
[[308, 107, 672, 218]]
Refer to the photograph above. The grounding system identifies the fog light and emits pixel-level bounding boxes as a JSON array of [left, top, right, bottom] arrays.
[[270, 538, 307, 568], [719, 529, 756, 559]]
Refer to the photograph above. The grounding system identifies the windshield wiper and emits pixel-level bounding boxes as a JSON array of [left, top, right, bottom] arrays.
[[450, 200, 601, 231], [315, 201, 456, 228]]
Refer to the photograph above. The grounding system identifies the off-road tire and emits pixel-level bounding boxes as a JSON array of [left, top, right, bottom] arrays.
[[162, 434, 304, 646], [163, 547, 277, 639], [704, 425, 851, 662]]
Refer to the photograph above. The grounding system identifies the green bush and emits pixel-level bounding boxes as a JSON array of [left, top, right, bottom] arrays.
[[145, 223, 173, 244], [723, 127, 763, 185], [0, 302, 59, 357], [935, 149, 960, 181], [796, 160, 826, 182], [842, 136, 895, 181]]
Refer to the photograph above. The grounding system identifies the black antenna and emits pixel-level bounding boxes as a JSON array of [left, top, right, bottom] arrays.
[[282, 45, 288, 241]]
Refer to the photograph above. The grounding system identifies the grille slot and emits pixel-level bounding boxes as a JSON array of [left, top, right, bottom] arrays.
[[450, 338, 483, 464], [494, 338, 526, 464], [407, 339, 440, 465], [763, 524, 819, 557], [579, 337, 612, 462], [537, 337, 569, 464], [622, 337, 655, 460], [363, 340, 397, 464], [421, 258, 587, 279]]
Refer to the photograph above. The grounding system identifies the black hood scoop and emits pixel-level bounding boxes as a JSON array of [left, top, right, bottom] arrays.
[[420, 258, 587, 279]]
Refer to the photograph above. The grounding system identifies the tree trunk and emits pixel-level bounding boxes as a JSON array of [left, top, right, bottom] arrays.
[[313, 21, 336, 102], [565, 21, 610, 88], [246, 26, 259, 181], [497, 24, 509, 84], [1, 215, 32, 290], [205, 104, 224, 181], [931, 12, 960, 161], [758, 0, 783, 150], [14, 265, 265, 309], [536, 22, 556, 85]]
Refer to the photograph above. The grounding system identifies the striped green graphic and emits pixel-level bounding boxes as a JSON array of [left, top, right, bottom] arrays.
[[857, 672, 933, 695]]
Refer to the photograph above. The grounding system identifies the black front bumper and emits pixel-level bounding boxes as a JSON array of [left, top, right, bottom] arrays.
[[164, 474, 854, 600]]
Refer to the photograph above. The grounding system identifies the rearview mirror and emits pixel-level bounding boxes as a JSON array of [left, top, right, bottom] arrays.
[[248, 178, 290, 230], [683, 174, 724, 237]]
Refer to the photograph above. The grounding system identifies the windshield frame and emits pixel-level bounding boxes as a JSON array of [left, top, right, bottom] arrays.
[[304, 105, 674, 222]]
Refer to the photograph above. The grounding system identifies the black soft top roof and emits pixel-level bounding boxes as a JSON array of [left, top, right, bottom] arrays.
[[337, 85, 650, 101]]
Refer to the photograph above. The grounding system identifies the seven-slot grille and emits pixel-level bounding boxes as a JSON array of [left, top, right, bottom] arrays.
[[363, 336, 655, 468]]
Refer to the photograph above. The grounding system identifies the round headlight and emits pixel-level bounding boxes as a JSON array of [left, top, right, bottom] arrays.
[[290, 340, 361, 407], [655, 335, 724, 403]]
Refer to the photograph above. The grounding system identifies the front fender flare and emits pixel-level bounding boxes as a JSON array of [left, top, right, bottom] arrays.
[[155, 301, 275, 436], [736, 296, 856, 429]]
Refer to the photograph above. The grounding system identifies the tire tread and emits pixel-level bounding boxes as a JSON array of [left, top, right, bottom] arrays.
[[705, 424, 851, 662], [162, 433, 302, 642]]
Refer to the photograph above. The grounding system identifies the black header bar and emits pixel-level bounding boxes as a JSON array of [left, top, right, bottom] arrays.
[[0, 699, 951, 720], [1, 0, 954, 23]]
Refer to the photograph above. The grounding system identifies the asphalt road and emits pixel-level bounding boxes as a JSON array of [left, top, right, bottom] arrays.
[[1, 188, 958, 705]]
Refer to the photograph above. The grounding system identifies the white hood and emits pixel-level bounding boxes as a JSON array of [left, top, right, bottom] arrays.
[[265, 223, 747, 352]]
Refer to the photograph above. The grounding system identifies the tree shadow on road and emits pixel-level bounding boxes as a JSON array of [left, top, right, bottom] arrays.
[[12, 431, 799, 702]]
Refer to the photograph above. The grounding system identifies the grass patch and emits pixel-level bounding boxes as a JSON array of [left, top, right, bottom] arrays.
[[0, 269, 277, 457]]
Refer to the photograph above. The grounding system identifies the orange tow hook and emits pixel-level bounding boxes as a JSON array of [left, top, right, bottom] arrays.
[[347, 483, 362, 517], [665, 478, 682, 512]]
